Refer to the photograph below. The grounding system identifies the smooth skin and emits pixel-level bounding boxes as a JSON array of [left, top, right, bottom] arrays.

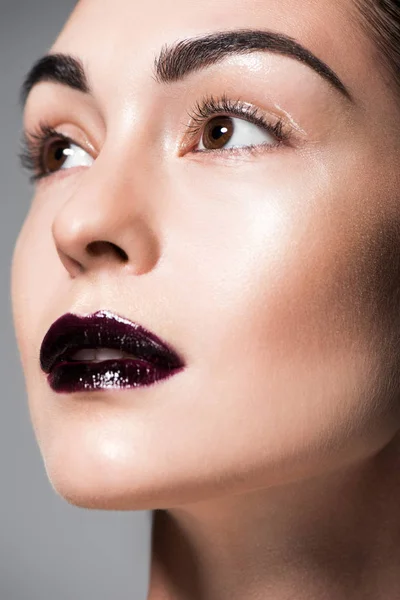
[[11, 0, 400, 598]]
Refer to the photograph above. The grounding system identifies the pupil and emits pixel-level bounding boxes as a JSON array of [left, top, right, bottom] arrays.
[[54, 147, 65, 161], [212, 125, 229, 140]]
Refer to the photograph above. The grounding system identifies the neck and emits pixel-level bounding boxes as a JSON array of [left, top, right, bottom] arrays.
[[147, 433, 400, 600]]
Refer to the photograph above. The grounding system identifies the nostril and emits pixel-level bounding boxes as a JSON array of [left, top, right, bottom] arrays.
[[87, 241, 129, 262]]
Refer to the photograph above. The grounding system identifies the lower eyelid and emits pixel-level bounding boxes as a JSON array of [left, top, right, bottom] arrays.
[[34, 165, 90, 186], [187, 142, 287, 162]]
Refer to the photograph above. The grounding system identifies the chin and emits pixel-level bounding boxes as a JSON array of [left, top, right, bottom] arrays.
[[42, 452, 158, 511], [36, 428, 215, 512]]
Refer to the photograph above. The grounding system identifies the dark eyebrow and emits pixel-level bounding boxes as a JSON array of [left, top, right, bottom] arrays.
[[20, 53, 90, 108], [154, 29, 353, 102], [20, 29, 353, 109]]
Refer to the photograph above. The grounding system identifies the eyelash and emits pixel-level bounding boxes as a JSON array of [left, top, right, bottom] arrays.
[[19, 95, 293, 183], [19, 122, 74, 184]]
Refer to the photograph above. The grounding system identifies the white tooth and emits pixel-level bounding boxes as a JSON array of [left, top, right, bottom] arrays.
[[71, 349, 97, 361], [95, 348, 126, 361]]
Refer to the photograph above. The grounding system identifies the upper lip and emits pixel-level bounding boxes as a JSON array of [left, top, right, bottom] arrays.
[[40, 309, 185, 374]]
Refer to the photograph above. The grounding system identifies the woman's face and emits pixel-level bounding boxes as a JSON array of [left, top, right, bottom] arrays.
[[11, 0, 400, 510]]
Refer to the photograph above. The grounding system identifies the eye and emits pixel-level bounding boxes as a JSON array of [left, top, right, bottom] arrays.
[[43, 138, 94, 175], [19, 124, 96, 184], [197, 115, 279, 152], [184, 95, 292, 156]]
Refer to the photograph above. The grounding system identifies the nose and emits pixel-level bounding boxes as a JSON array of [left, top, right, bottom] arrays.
[[51, 159, 161, 278]]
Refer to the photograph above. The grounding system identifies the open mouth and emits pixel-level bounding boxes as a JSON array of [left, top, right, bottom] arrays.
[[39, 309, 185, 393]]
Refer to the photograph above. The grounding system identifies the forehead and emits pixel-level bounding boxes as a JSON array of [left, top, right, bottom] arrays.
[[46, 0, 394, 123]]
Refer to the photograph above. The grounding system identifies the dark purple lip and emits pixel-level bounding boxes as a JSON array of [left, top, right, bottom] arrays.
[[40, 310, 185, 393]]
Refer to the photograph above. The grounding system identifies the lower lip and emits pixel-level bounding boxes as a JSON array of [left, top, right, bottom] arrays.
[[46, 358, 183, 393]]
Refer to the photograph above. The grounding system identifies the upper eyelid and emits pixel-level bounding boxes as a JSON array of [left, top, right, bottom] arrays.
[[188, 96, 275, 123], [22, 92, 296, 141], [22, 110, 99, 149]]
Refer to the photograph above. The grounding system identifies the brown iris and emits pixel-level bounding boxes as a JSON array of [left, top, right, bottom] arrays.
[[202, 116, 234, 150], [43, 139, 71, 174]]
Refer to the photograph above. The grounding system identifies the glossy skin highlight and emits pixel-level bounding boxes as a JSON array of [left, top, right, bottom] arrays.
[[10, 0, 400, 598]]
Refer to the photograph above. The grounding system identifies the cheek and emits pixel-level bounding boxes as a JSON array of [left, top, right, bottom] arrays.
[[179, 150, 400, 371], [11, 205, 61, 378], [11, 216, 37, 364], [168, 163, 400, 476]]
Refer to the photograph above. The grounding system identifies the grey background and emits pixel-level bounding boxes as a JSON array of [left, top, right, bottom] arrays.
[[0, 2, 152, 598]]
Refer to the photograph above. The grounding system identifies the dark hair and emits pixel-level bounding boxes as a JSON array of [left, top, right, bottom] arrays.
[[354, 0, 400, 96]]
